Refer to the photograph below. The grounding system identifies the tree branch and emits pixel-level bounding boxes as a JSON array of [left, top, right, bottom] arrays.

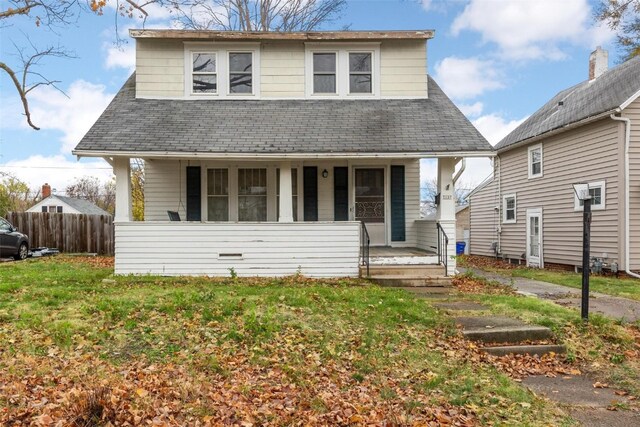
[[0, 61, 39, 130]]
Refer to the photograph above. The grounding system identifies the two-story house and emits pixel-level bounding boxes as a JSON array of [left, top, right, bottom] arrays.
[[468, 49, 640, 277], [74, 29, 492, 278]]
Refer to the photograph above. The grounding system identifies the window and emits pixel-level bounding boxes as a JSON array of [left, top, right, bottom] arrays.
[[528, 144, 543, 179], [349, 53, 372, 94], [238, 168, 267, 221], [192, 52, 217, 94], [503, 194, 517, 224], [574, 181, 606, 211], [313, 53, 337, 94], [276, 168, 298, 221], [0, 218, 11, 231], [41, 205, 62, 213], [207, 169, 229, 221], [229, 52, 252, 94]]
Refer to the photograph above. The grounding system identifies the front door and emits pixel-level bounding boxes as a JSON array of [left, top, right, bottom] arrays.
[[526, 208, 543, 267], [355, 168, 386, 246]]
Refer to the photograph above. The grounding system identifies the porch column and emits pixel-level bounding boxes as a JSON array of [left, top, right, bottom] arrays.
[[113, 157, 132, 222], [278, 161, 294, 222], [436, 157, 457, 275]]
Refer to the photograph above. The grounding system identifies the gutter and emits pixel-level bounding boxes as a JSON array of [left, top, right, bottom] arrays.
[[452, 158, 466, 184], [610, 114, 640, 279]]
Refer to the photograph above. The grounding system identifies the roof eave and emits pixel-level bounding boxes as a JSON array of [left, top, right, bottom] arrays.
[[129, 29, 435, 41]]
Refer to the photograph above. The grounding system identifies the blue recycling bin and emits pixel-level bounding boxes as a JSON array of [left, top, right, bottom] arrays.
[[456, 242, 466, 255]]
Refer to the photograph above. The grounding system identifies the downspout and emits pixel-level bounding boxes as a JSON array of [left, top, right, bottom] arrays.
[[610, 114, 640, 278], [496, 156, 501, 256], [452, 158, 466, 184]]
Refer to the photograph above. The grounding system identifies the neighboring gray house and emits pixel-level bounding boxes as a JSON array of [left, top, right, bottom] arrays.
[[469, 49, 640, 276], [27, 183, 111, 216], [73, 29, 492, 277]]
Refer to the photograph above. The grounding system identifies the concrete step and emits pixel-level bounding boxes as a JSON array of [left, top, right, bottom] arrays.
[[456, 316, 554, 344], [370, 276, 452, 288], [361, 264, 445, 277], [481, 344, 567, 357]]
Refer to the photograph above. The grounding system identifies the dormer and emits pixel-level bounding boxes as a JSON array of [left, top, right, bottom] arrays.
[[131, 29, 434, 100]]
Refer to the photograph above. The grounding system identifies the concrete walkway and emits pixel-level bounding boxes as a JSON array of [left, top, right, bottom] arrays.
[[460, 268, 640, 323]]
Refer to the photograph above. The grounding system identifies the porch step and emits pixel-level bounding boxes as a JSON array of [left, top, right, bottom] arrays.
[[481, 344, 566, 357], [370, 275, 451, 288], [361, 264, 445, 277], [456, 316, 553, 344]]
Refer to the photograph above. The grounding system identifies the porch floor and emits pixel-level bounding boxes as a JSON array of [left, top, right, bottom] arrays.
[[370, 247, 437, 257]]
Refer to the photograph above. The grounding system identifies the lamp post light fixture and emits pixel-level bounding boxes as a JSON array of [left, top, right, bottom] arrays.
[[573, 183, 592, 321]]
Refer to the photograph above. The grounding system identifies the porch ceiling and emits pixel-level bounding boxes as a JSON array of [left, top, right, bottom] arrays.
[[74, 75, 493, 158]]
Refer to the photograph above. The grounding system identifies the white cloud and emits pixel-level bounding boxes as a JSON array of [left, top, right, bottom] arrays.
[[3, 155, 113, 190], [451, 0, 615, 60], [434, 56, 504, 99], [473, 113, 527, 146], [458, 101, 483, 117], [27, 80, 114, 154], [105, 43, 136, 71], [421, 0, 433, 11]]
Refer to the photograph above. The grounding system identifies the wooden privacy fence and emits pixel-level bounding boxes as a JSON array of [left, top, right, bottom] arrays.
[[6, 212, 114, 255]]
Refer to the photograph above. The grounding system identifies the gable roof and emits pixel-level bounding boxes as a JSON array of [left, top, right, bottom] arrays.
[[73, 75, 493, 158], [35, 195, 111, 216], [496, 56, 640, 151]]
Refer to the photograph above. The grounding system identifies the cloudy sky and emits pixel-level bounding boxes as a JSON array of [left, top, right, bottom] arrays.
[[0, 0, 618, 194]]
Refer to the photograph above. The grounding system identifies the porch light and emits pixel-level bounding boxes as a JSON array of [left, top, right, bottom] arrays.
[[572, 182, 592, 322], [322, 169, 329, 178]]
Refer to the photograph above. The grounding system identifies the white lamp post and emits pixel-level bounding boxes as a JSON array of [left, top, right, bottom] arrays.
[[573, 183, 592, 321]]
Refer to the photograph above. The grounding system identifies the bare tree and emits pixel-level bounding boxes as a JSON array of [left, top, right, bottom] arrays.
[[65, 176, 116, 214], [596, 0, 640, 60], [420, 178, 474, 216], [173, 0, 346, 31]]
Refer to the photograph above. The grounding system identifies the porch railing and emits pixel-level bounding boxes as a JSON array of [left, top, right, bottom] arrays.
[[360, 221, 370, 277], [436, 222, 449, 276]]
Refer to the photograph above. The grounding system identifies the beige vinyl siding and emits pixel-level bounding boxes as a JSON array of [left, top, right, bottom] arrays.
[[497, 119, 621, 266], [136, 39, 185, 98], [144, 160, 185, 221], [456, 207, 470, 241], [623, 97, 640, 270], [416, 220, 437, 253], [115, 222, 360, 277], [261, 41, 305, 97], [469, 179, 500, 257], [134, 39, 428, 98], [380, 40, 427, 97]]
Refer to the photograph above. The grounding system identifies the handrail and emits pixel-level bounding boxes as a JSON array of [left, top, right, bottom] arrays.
[[360, 221, 370, 277], [436, 222, 449, 276]]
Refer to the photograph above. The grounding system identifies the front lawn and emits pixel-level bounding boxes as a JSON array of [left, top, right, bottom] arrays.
[[460, 255, 640, 301], [0, 256, 568, 425]]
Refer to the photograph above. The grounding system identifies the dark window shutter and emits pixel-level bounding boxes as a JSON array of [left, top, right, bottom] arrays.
[[41, 206, 47, 213], [186, 166, 201, 221], [390, 165, 406, 241], [334, 167, 349, 221], [57, 206, 63, 213], [303, 166, 318, 221]]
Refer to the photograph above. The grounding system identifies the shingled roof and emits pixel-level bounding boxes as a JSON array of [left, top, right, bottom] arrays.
[[496, 56, 640, 151], [74, 75, 492, 157]]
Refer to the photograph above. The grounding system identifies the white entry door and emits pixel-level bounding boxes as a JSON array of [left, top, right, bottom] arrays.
[[355, 168, 386, 246], [526, 208, 543, 268]]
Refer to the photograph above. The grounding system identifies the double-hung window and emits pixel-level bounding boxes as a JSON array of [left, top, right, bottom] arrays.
[[349, 52, 372, 93], [528, 144, 543, 179], [503, 194, 516, 224], [313, 53, 337, 94], [207, 169, 229, 221], [229, 52, 253, 94], [191, 52, 217, 94], [574, 181, 606, 211], [238, 168, 267, 221]]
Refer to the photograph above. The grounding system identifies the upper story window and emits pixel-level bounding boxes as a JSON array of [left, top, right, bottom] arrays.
[[185, 43, 259, 98], [192, 52, 217, 94], [502, 194, 516, 224], [305, 44, 380, 98], [528, 144, 543, 179], [574, 180, 606, 211]]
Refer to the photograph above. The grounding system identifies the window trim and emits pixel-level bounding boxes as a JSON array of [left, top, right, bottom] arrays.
[[348, 51, 374, 95], [304, 43, 380, 99], [311, 51, 339, 95], [184, 42, 260, 99], [574, 180, 606, 211], [528, 144, 543, 179], [190, 51, 218, 96], [502, 194, 517, 224]]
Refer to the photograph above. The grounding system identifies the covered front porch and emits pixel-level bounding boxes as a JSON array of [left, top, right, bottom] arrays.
[[111, 155, 460, 277]]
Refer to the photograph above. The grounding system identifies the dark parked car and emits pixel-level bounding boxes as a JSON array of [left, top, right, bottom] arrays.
[[0, 217, 29, 260]]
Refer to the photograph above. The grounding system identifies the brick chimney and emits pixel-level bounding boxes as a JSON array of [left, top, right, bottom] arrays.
[[42, 183, 51, 199], [589, 46, 608, 80]]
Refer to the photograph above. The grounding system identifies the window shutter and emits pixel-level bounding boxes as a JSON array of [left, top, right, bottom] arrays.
[[333, 167, 348, 221], [303, 167, 318, 221], [186, 166, 201, 221], [390, 165, 406, 241]]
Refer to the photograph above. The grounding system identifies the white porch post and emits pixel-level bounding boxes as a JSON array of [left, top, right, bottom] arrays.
[[436, 157, 457, 275], [278, 161, 294, 222], [113, 157, 132, 222]]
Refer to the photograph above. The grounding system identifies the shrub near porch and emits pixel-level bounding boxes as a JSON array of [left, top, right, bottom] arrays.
[[0, 257, 566, 425]]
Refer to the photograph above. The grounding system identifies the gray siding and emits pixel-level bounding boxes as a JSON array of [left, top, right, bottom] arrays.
[[624, 97, 640, 269], [469, 178, 499, 257]]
